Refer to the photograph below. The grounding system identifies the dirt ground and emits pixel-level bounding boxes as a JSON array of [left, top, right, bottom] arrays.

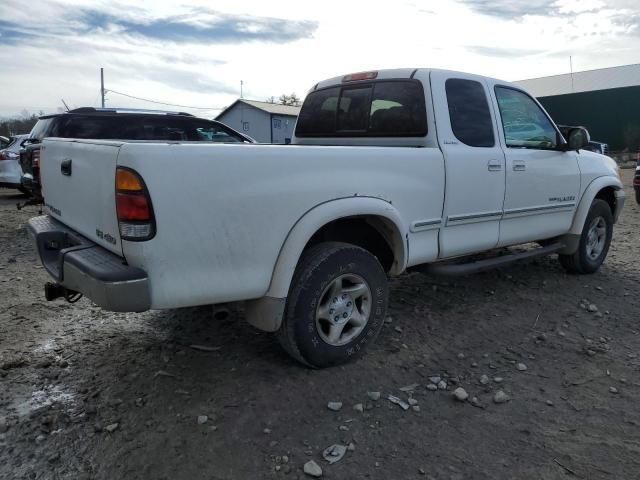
[[1, 169, 639, 480]]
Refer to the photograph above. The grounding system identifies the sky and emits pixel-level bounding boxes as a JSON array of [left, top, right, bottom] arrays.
[[0, 0, 639, 118]]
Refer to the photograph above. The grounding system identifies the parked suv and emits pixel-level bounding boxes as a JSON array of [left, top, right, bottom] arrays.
[[20, 108, 254, 200]]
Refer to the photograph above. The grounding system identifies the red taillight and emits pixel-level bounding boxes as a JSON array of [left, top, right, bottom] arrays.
[[633, 177, 640, 186], [342, 71, 378, 82], [115, 167, 155, 241], [0, 151, 7, 161], [32, 148, 41, 167], [33, 147, 42, 185], [116, 193, 151, 221]]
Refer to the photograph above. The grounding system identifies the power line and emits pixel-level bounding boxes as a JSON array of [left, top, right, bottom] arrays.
[[105, 88, 224, 111]]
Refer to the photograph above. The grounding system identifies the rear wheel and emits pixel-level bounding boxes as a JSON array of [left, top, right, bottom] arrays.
[[559, 199, 613, 274], [277, 242, 388, 368]]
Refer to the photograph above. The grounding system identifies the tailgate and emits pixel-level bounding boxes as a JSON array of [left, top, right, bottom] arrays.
[[40, 139, 123, 255]]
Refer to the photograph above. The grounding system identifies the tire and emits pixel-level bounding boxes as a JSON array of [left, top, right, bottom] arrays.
[[277, 241, 389, 368], [558, 199, 613, 274], [635, 187, 640, 205]]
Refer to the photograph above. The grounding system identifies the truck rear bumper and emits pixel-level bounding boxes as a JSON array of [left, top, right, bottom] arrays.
[[28, 215, 150, 312]]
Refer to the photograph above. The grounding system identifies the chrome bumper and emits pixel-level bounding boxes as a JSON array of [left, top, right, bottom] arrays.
[[28, 215, 150, 312]]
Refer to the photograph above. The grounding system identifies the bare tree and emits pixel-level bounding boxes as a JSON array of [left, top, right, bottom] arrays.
[[278, 93, 301, 106]]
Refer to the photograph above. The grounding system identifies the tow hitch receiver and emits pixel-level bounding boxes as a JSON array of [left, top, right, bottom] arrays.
[[44, 282, 82, 303]]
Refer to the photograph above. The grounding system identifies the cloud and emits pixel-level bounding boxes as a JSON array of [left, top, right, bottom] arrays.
[[0, 4, 318, 45], [467, 46, 545, 57], [456, 0, 561, 19], [0, 21, 34, 42], [611, 11, 640, 34]]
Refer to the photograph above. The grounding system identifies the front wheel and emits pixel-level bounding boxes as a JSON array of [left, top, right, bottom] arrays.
[[277, 242, 389, 368], [558, 199, 613, 274]]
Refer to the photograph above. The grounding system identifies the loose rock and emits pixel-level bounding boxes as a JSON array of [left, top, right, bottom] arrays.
[[453, 387, 469, 402], [303, 460, 323, 477], [197, 415, 208, 425], [429, 376, 441, 385], [322, 444, 347, 464], [367, 391, 381, 401], [588, 304, 598, 313], [104, 423, 119, 433], [493, 390, 510, 404], [400, 383, 420, 392], [609, 387, 619, 394], [479, 374, 490, 385], [516, 363, 527, 371], [437, 380, 447, 390], [353, 403, 364, 413], [426, 384, 438, 391], [387, 395, 410, 410], [327, 402, 343, 411]]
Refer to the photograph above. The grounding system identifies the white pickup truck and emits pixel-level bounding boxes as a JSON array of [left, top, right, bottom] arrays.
[[29, 68, 625, 367]]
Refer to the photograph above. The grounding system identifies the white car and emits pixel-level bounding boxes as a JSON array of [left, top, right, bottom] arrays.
[[28, 68, 625, 367], [0, 134, 29, 190]]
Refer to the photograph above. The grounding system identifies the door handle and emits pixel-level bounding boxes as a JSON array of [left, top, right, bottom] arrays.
[[60, 158, 72, 176], [487, 159, 502, 172], [513, 161, 526, 172]]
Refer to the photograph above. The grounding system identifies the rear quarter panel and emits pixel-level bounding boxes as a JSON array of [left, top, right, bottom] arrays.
[[117, 142, 444, 309]]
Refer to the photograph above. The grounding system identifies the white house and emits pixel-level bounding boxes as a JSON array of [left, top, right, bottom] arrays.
[[215, 99, 301, 144]]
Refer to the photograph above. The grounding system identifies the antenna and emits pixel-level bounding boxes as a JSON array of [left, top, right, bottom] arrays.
[[61, 99, 70, 111]]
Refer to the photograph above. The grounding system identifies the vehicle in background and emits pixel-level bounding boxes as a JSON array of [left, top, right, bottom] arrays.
[[634, 159, 640, 204], [19, 108, 254, 201], [0, 136, 10, 149], [584, 141, 609, 155], [0, 134, 30, 192]]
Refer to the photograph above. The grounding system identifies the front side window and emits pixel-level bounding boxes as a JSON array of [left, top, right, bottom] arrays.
[[445, 78, 495, 147], [295, 80, 427, 137], [495, 87, 558, 149]]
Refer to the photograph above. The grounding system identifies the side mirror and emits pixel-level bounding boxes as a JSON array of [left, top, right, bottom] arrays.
[[567, 127, 590, 151]]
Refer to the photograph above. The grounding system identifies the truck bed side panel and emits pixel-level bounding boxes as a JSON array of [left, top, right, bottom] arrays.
[[117, 143, 444, 308]]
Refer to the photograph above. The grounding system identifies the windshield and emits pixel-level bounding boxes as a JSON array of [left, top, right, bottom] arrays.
[[29, 118, 54, 141]]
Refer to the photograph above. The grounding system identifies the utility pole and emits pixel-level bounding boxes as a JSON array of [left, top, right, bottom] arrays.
[[240, 80, 244, 99], [569, 56, 574, 94], [100, 68, 105, 107]]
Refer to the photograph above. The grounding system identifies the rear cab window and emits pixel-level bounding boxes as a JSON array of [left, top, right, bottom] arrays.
[[295, 80, 427, 137]]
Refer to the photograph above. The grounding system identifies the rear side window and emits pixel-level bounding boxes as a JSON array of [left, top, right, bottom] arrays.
[[445, 79, 495, 147], [296, 80, 427, 137], [56, 116, 247, 142]]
